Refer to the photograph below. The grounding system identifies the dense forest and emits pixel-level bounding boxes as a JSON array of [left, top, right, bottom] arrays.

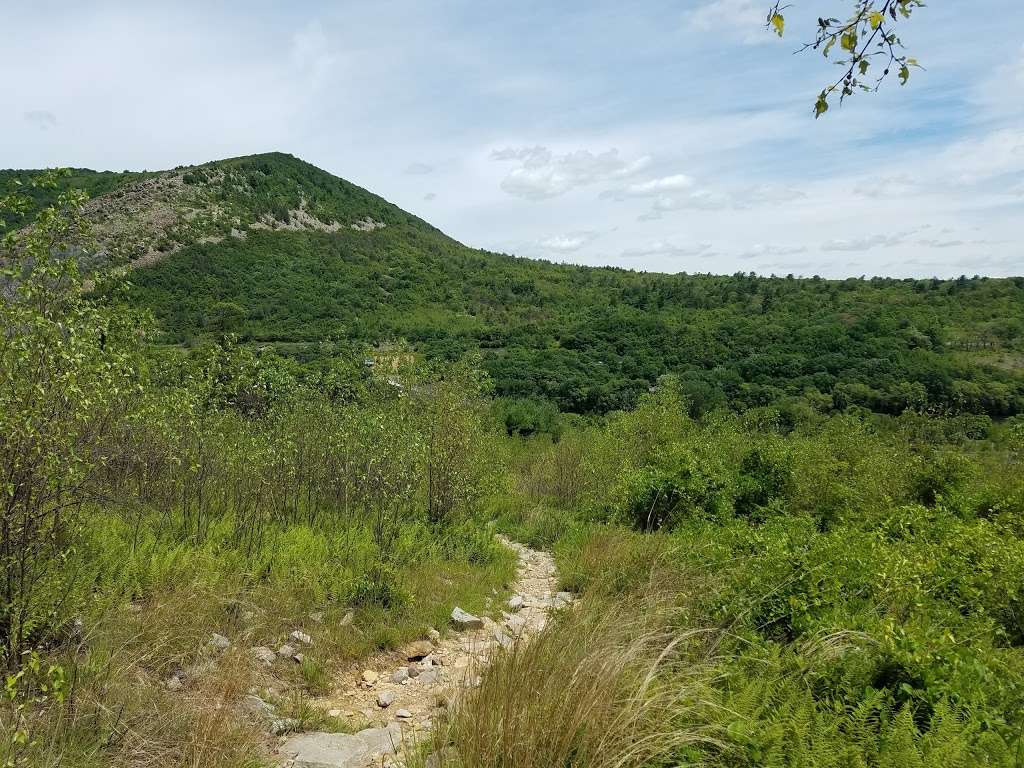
[[7, 153, 1022, 420], [3, 161, 1024, 768]]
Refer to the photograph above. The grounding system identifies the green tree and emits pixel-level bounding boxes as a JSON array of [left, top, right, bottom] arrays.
[[0, 175, 141, 668]]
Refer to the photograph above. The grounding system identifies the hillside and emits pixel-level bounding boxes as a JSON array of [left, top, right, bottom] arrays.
[[6, 152, 1024, 417]]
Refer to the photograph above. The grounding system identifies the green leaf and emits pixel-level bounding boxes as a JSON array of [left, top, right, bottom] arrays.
[[770, 12, 785, 37], [814, 92, 830, 118], [899, 64, 910, 85], [823, 37, 836, 57], [869, 10, 884, 29], [859, 59, 870, 75]]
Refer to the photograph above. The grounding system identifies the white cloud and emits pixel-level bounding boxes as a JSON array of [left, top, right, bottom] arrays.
[[821, 232, 909, 252], [737, 243, 807, 260], [423, 192, 437, 201], [686, 0, 770, 43], [602, 173, 694, 199], [491, 146, 652, 200], [619, 240, 713, 260], [538, 231, 600, 252]]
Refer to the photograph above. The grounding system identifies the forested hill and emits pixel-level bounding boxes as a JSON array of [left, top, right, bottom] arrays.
[[6, 152, 1024, 417]]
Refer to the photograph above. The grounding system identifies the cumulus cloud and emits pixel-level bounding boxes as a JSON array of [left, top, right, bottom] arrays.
[[491, 145, 651, 199], [634, 182, 803, 219], [821, 232, 909, 252], [538, 231, 600, 253], [619, 240, 714, 260], [737, 243, 807, 260], [405, 162, 434, 175], [601, 173, 694, 200], [23, 110, 57, 130]]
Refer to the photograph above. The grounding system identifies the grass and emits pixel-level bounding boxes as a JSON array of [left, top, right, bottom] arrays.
[[427, 559, 723, 768], [3, 514, 515, 768]]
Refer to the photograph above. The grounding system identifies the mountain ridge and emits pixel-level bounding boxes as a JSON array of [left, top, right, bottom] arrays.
[[4, 153, 1023, 416]]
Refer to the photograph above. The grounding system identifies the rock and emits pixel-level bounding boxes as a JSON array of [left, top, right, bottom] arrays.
[[377, 690, 395, 708], [404, 640, 433, 660], [242, 695, 275, 717], [270, 717, 300, 736], [328, 708, 342, 718], [450, 607, 483, 630], [362, 670, 379, 685], [251, 646, 277, 667], [209, 632, 231, 652], [309, 612, 324, 623], [418, 669, 439, 685], [492, 628, 513, 648], [278, 644, 297, 660], [294, 653, 306, 664], [339, 611, 354, 627], [165, 674, 183, 691], [396, 708, 412, 719], [290, 630, 312, 645], [507, 595, 524, 611], [390, 667, 409, 684], [506, 615, 526, 635], [427, 628, 441, 644], [407, 664, 420, 678], [553, 591, 574, 608]]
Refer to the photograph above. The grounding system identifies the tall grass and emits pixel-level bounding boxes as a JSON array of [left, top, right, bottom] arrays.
[[429, 542, 722, 768]]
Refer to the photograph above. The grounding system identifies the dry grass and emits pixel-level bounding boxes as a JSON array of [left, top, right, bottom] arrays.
[[428, 580, 723, 768]]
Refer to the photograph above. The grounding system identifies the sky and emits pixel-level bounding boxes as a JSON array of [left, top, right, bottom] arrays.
[[3, 0, 1023, 278]]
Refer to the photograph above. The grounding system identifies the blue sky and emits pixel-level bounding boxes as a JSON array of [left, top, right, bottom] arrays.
[[4, 0, 1022, 277]]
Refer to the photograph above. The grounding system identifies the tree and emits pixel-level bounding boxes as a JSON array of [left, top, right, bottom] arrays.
[[0, 173, 141, 668], [767, 0, 925, 117]]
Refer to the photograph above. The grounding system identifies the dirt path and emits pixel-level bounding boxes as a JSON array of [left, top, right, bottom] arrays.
[[278, 537, 565, 768]]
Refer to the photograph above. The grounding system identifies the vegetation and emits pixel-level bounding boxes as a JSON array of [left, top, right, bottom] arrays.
[[466, 384, 1024, 767], [766, 0, 926, 117], [3, 164, 1024, 767]]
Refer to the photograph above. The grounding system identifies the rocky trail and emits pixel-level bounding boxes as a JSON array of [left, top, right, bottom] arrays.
[[277, 537, 567, 768]]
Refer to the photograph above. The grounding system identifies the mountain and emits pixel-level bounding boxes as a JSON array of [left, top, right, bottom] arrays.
[[4, 152, 1023, 416]]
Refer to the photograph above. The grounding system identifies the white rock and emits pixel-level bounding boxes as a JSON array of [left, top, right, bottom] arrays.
[[362, 670, 379, 685], [278, 644, 297, 660], [290, 630, 313, 645], [396, 708, 413, 719], [427, 628, 441, 644], [209, 632, 231, 651], [390, 667, 409, 684], [507, 595, 524, 611], [450, 607, 483, 630], [251, 646, 277, 667]]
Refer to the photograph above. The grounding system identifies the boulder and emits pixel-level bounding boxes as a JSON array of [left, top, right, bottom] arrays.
[[450, 607, 483, 630], [390, 667, 409, 684], [280, 724, 404, 768], [404, 640, 433, 660], [377, 690, 395, 708], [507, 595, 524, 611]]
